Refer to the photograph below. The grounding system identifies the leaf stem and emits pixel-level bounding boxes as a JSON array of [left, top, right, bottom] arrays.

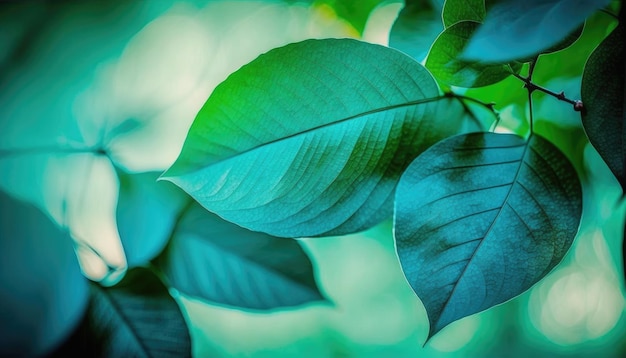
[[0, 144, 107, 158], [512, 73, 584, 112], [598, 8, 618, 20], [443, 91, 500, 130]]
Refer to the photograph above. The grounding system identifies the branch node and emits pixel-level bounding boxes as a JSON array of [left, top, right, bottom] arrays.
[[573, 100, 584, 112]]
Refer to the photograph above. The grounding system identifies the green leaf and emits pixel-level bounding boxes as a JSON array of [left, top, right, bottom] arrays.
[[581, 22, 625, 191], [442, 0, 485, 27], [163, 38, 472, 237], [154, 200, 326, 310], [116, 169, 189, 267], [425, 21, 521, 87], [0, 190, 88, 356], [462, 0, 609, 63], [389, 0, 444, 62], [52, 267, 191, 358], [394, 132, 581, 339]]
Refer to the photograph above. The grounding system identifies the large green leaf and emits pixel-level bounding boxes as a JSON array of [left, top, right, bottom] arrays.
[[462, 0, 609, 63], [394, 132, 582, 339], [154, 200, 325, 310], [0, 190, 88, 356], [389, 0, 444, 62], [425, 21, 521, 87], [442, 0, 485, 27], [118, 171, 325, 309], [581, 21, 625, 191], [163, 38, 473, 238], [52, 267, 191, 357], [116, 169, 189, 267]]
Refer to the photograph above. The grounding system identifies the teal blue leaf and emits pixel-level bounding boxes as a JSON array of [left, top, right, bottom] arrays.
[[154, 200, 325, 309], [117, 171, 324, 309], [52, 267, 191, 358], [442, 0, 485, 27], [462, 0, 609, 63], [425, 21, 521, 87], [0, 190, 88, 356], [389, 0, 444, 62], [163, 38, 472, 238], [394, 132, 581, 339], [116, 169, 189, 267], [581, 21, 625, 191]]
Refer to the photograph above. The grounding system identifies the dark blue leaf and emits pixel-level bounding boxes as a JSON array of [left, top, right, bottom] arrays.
[[394, 132, 582, 339]]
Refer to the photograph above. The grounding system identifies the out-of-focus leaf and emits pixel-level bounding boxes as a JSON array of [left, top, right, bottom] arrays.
[[154, 201, 326, 310], [462, 0, 610, 63], [425, 21, 521, 87], [581, 21, 625, 191], [162, 39, 470, 238], [0, 190, 88, 356], [442, 0, 485, 27], [52, 267, 191, 358], [116, 169, 188, 267], [118, 171, 325, 309], [315, 0, 385, 35], [394, 132, 581, 339], [389, 0, 444, 62]]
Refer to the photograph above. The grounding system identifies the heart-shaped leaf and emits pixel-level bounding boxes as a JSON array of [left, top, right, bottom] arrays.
[[394, 132, 582, 339], [581, 21, 625, 191], [462, 0, 609, 63], [163, 38, 474, 238], [442, 0, 485, 27], [389, 0, 444, 62], [0, 190, 88, 356], [425, 21, 521, 87], [117, 171, 325, 309], [52, 267, 191, 358]]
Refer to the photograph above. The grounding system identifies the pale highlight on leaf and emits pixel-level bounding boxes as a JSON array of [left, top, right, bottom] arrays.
[[394, 132, 582, 340]]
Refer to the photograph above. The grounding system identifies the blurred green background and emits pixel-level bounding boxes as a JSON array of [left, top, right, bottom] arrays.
[[0, 0, 624, 356]]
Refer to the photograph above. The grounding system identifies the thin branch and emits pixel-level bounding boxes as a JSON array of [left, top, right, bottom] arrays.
[[0, 144, 106, 158], [512, 72, 584, 111], [444, 91, 500, 131], [599, 8, 618, 20]]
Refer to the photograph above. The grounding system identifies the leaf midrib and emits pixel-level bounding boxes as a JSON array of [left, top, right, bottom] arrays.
[[434, 135, 531, 331], [99, 287, 152, 358], [165, 95, 447, 178]]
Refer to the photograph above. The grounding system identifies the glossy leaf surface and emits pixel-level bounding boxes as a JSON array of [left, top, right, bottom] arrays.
[[164, 39, 470, 237], [462, 0, 609, 62], [394, 132, 582, 339], [0, 190, 88, 356]]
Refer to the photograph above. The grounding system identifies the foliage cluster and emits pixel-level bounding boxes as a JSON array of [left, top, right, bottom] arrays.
[[0, 0, 624, 356]]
